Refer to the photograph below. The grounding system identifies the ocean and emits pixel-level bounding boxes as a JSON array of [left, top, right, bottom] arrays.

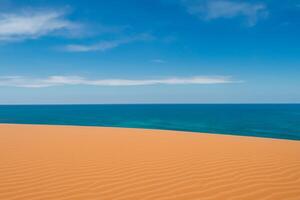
[[0, 104, 299, 140]]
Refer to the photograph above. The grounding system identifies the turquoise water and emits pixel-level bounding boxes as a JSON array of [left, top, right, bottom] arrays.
[[0, 104, 300, 140]]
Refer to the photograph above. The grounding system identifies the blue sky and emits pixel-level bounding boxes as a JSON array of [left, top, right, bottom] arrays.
[[0, 0, 299, 104]]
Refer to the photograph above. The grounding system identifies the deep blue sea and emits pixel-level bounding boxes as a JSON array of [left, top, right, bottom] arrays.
[[0, 104, 300, 140]]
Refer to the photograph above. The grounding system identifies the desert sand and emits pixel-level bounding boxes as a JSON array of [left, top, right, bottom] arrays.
[[0, 124, 300, 200]]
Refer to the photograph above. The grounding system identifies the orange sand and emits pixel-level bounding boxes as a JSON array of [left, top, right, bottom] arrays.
[[0, 124, 300, 200]]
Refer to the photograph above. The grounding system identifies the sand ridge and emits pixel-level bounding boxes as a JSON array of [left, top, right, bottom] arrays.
[[0, 124, 300, 200]]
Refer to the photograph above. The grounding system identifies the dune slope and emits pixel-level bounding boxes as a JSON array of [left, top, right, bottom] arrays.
[[0, 124, 300, 200]]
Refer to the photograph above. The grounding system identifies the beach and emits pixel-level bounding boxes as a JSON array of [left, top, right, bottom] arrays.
[[1, 124, 300, 200]]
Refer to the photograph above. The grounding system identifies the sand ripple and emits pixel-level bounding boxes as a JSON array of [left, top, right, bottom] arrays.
[[0, 125, 300, 200]]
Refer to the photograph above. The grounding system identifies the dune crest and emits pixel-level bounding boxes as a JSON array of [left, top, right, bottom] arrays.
[[0, 124, 300, 200]]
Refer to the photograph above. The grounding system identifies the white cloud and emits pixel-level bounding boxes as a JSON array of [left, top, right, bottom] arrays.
[[0, 75, 237, 88], [63, 33, 154, 52], [0, 8, 82, 41], [183, 0, 268, 26]]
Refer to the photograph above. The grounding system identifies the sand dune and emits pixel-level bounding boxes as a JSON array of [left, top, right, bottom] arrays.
[[0, 124, 300, 200]]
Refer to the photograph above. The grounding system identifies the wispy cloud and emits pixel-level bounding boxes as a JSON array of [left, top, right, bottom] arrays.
[[183, 0, 268, 26], [151, 59, 166, 63], [63, 33, 154, 52], [0, 8, 83, 41], [0, 75, 237, 88]]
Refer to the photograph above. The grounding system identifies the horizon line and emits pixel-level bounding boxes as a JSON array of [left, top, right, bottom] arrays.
[[0, 103, 299, 106]]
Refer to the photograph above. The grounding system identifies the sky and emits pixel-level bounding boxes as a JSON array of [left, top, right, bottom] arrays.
[[0, 0, 299, 104]]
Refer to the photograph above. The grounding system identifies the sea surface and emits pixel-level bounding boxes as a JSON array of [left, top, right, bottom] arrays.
[[0, 104, 300, 140]]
